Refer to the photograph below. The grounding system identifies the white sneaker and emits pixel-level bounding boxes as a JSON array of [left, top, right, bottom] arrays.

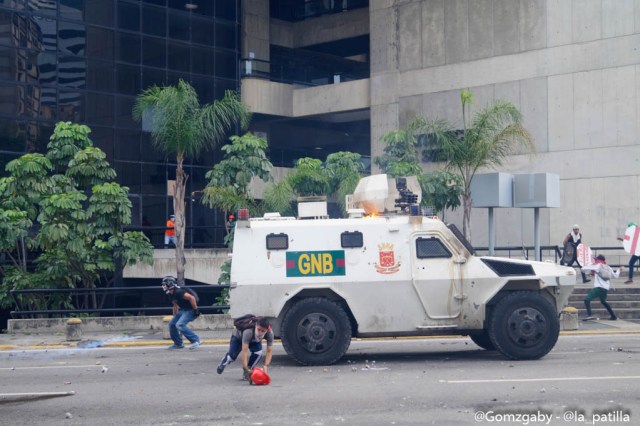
[[188, 341, 201, 350]]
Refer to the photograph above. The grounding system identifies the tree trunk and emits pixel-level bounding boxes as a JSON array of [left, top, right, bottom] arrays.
[[462, 193, 472, 244], [174, 161, 188, 284]]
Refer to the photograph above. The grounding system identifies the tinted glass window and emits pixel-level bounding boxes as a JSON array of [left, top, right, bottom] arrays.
[[0, 118, 26, 152], [415, 237, 452, 259], [115, 129, 141, 161], [58, 21, 85, 56], [266, 234, 288, 250], [341, 231, 363, 248], [214, 49, 236, 79], [168, 42, 190, 71], [89, 126, 114, 161], [143, 36, 166, 67], [26, 121, 55, 153], [142, 5, 166, 36], [31, 16, 57, 51], [215, 1, 236, 20], [87, 58, 115, 91], [215, 22, 235, 48], [57, 89, 84, 121], [168, 13, 188, 41], [191, 46, 213, 75], [142, 67, 166, 89], [117, 33, 140, 64], [57, 56, 86, 88], [85, 91, 114, 125], [115, 160, 141, 193], [192, 17, 213, 46], [189, 75, 214, 103], [60, 0, 84, 21], [28, 0, 56, 16], [141, 162, 167, 194], [85, 0, 114, 26], [115, 95, 137, 129], [86, 26, 113, 59], [117, 1, 139, 31], [116, 63, 140, 95]]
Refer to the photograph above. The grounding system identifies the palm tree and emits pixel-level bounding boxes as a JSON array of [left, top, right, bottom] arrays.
[[418, 89, 534, 242], [133, 79, 251, 283]]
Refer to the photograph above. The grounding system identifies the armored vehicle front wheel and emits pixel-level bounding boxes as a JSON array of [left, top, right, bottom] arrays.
[[281, 297, 352, 366], [488, 291, 559, 360], [469, 330, 496, 350]]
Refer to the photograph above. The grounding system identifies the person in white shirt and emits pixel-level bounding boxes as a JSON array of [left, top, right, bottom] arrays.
[[581, 254, 620, 321]]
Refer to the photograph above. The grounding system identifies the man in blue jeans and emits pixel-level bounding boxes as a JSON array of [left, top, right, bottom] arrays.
[[217, 316, 273, 381], [162, 276, 201, 350]]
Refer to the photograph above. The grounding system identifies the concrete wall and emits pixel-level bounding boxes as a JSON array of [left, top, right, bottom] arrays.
[[124, 249, 228, 285], [371, 0, 640, 248], [7, 315, 233, 334]]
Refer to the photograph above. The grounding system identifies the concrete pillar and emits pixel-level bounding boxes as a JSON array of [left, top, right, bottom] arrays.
[[560, 306, 578, 331], [66, 318, 83, 341]]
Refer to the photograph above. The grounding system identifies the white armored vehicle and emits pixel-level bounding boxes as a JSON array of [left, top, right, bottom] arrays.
[[229, 175, 576, 365]]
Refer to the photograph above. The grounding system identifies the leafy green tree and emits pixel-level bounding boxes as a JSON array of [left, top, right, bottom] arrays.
[[376, 123, 462, 218], [263, 153, 364, 218], [419, 89, 535, 242], [0, 122, 153, 312], [133, 79, 251, 284]]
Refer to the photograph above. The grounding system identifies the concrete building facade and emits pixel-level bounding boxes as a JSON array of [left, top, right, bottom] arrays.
[[241, 0, 640, 249]]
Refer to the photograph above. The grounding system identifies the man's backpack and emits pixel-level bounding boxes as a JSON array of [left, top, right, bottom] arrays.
[[183, 287, 199, 303], [597, 265, 613, 280], [233, 314, 258, 331]]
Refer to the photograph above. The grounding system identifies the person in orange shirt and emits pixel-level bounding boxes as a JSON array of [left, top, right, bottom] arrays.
[[165, 214, 176, 248]]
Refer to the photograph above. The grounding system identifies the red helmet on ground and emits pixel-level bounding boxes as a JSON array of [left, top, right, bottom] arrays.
[[251, 368, 271, 385]]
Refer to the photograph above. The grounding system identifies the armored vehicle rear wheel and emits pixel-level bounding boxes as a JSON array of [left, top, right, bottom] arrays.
[[469, 330, 496, 350], [281, 297, 352, 366], [488, 291, 559, 360]]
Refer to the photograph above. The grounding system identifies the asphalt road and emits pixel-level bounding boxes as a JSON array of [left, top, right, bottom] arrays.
[[1, 334, 639, 426]]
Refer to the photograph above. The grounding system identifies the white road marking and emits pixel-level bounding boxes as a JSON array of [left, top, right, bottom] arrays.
[[443, 375, 640, 384], [0, 365, 100, 371]]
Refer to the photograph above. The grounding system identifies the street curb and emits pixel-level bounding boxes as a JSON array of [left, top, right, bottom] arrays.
[[2, 330, 640, 351]]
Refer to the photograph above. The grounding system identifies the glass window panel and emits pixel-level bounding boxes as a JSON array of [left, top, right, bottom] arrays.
[[214, 49, 236, 79], [28, 0, 56, 16], [85, 91, 114, 126], [116, 63, 140, 95], [215, 0, 236, 20], [189, 75, 214, 104], [168, 13, 188, 41], [0, 83, 25, 117], [192, 17, 213, 45], [143, 0, 165, 6], [129, 194, 141, 225], [57, 89, 84, 121], [142, 36, 165, 68], [0, 118, 27, 153], [86, 26, 113, 59], [60, 0, 84, 21], [117, 0, 139, 31], [142, 67, 166, 89], [214, 78, 237, 99], [141, 162, 167, 195], [85, 0, 114, 26], [116, 33, 140, 64], [215, 22, 235, 49], [25, 120, 54, 153], [58, 20, 85, 56], [115, 129, 141, 161], [89, 126, 114, 161], [167, 42, 189, 72], [142, 5, 165, 37], [141, 132, 165, 162], [166, 71, 182, 86], [87, 58, 114, 91], [0, 1, 25, 11], [191, 46, 213, 75], [39, 86, 57, 119], [115, 95, 137, 129], [57, 55, 86, 88], [32, 50, 56, 85], [114, 160, 141, 193], [140, 195, 167, 245], [30, 16, 57, 51]]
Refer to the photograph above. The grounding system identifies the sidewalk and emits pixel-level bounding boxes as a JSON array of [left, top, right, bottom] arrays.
[[2, 319, 640, 351]]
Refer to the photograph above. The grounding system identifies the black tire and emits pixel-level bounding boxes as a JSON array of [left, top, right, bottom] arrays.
[[488, 291, 559, 360], [469, 330, 496, 351], [281, 297, 352, 366]]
